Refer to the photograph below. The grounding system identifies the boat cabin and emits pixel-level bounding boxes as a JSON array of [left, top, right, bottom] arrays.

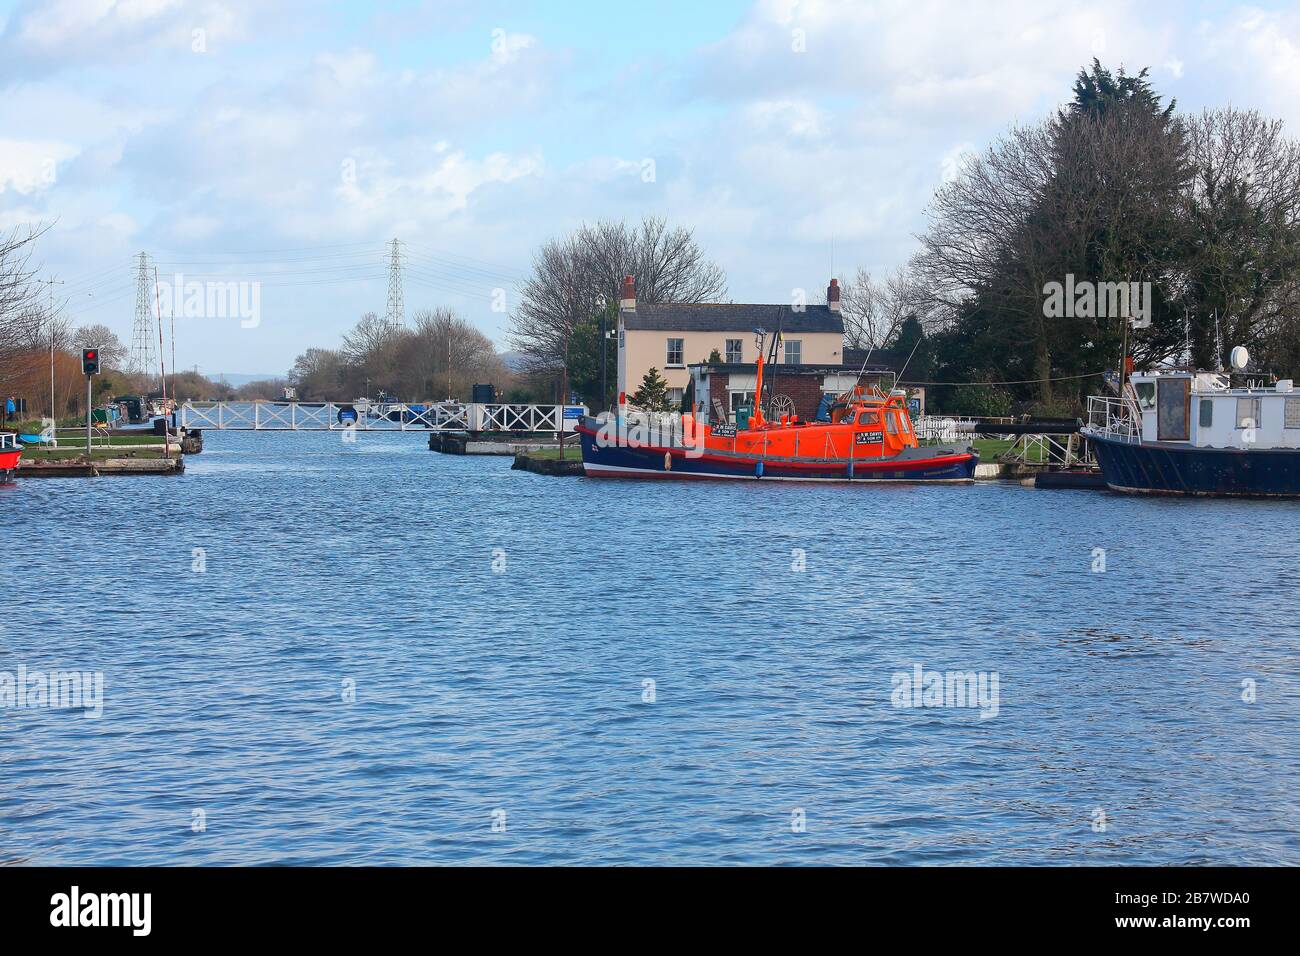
[[1128, 371, 1300, 449], [705, 389, 919, 460]]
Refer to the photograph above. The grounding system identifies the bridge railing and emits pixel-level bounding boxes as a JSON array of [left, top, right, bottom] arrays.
[[179, 401, 587, 432]]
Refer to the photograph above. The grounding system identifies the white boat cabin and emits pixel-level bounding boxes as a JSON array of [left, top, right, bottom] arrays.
[[1129, 371, 1300, 449]]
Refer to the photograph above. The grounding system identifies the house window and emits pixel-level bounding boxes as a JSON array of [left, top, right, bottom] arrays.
[[1199, 399, 1213, 428], [666, 338, 684, 367], [666, 388, 684, 410], [1236, 397, 1261, 429], [783, 339, 802, 364], [725, 339, 743, 363], [1286, 398, 1300, 428], [729, 391, 754, 414]]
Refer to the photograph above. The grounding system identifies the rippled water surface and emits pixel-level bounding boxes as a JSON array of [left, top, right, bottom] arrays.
[[3, 431, 1298, 865]]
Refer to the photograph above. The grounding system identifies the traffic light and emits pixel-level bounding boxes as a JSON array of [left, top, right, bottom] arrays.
[[81, 348, 100, 375]]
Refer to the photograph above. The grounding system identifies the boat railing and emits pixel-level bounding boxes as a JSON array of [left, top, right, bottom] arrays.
[[1086, 395, 1141, 442], [0, 432, 17, 450], [593, 410, 693, 448], [914, 416, 979, 442]]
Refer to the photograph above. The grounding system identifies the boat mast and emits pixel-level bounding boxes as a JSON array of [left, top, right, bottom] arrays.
[[763, 318, 783, 420]]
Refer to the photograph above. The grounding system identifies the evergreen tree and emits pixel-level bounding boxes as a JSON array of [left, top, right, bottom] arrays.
[[631, 367, 673, 411]]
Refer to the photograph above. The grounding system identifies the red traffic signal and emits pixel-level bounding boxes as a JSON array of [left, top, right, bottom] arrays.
[[81, 348, 100, 375]]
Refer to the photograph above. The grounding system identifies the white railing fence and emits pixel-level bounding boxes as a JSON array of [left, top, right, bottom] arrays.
[[179, 401, 586, 432]]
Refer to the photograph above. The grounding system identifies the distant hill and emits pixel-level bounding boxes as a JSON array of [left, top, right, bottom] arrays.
[[498, 351, 527, 372]]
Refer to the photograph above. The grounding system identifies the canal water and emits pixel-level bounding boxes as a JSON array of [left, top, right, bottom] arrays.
[[3, 431, 1297, 865]]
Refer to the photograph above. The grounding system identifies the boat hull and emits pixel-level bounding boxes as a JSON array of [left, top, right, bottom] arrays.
[[1089, 431, 1300, 497], [577, 423, 977, 482], [0, 448, 20, 485]]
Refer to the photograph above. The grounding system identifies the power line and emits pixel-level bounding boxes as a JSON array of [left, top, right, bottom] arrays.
[[899, 371, 1105, 387]]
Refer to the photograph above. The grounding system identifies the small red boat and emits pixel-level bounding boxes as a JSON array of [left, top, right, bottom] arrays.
[[0, 432, 22, 484]]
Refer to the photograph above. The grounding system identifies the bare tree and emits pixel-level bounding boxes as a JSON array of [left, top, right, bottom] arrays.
[[288, 347, 347, 401], [840, 264, 931, 349], [509, 234, 591, 386], [578, 216, 727, 307], [72, 324, 128, 370], [510, 216, 726, 379], [1179, 108, 1300, 369], [341, 311, 404, 393], [406, 307, 505, 399], [235, 379, 291, 401], [0, 225, 53, 401]]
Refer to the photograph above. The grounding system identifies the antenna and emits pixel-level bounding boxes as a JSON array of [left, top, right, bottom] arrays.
[[385, 238, 404, 326], [40, 276, 64, 419], [131, 253, 157, 381]]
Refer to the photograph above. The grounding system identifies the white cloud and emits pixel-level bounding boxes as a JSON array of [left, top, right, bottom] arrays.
[[0, 0, 256, 81], [0, 138, 77, 193], [693, 0, 1177, 124], [1200, 8, 1300, 127]]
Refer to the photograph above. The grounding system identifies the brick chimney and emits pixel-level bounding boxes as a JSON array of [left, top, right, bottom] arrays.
[[827, 278, 841, 313], [620, 275, 636, 312]]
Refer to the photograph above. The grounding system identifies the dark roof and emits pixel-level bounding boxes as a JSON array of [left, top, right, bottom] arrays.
[[842, 347, 909, 372], [625, 303, 843, 334]]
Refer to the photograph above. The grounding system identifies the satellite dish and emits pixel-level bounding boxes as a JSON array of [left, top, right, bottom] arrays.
[[1230, 346, 1250, 372]]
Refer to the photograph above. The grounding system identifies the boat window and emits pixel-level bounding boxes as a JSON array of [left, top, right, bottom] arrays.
[[1199, 399, 1213, 428], [1135, 382, 1156, 409], [886, 413, 898, 435], [1287, 398, 1300, 429], [856, 411, 879, 425], [898, 413, 911, 433], [1236, 397, 1261, 429]]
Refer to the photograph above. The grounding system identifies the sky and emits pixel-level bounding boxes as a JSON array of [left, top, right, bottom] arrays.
[[1, 0, 1298, 380]]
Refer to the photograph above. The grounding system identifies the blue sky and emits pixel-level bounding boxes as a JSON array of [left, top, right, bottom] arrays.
[[1, 0, 1298, 379]]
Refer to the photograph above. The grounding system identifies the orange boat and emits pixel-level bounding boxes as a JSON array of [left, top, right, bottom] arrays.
[[578, 337, 978, 482]]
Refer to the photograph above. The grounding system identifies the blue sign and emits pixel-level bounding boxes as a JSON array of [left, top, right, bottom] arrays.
[[563, 407, 583, 419]]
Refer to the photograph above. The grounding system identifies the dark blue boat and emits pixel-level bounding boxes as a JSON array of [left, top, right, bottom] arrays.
[[1084, 368, 1300, 497]]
